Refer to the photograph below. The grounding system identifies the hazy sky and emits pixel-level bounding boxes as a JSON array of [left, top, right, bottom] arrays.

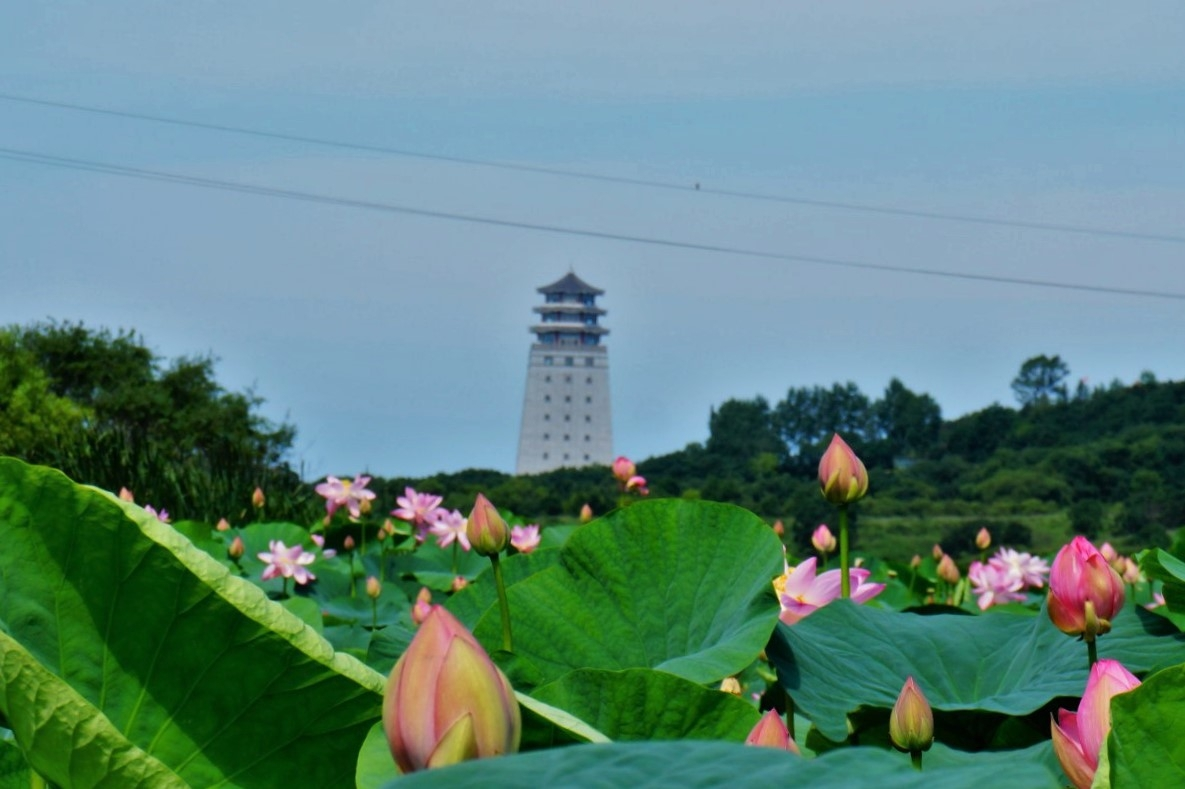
[[3, 2, 1184, 478]]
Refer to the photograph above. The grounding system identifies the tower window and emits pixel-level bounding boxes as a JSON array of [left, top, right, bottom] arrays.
[[585, 415, 591, 423], [585, 396, 592, 404], [543, 433, 549, 440], [543, 356, 554, 366], [585, 358, 595, 367], [545, 375, 551, 383], [563, 453, 570, 460], [563, 434, 570, 441], [565, 375, 572, 383], [544, 414, 550, 421], [544, 395, 551, 402], [543, 452, 549, 459], [564, 395, 571, 403], [583, 454, 590, 461], [584, 435, 590, 441], [564, 415, 571, 422], [586, 376, 593, 384], [565, 357, 574, 366]]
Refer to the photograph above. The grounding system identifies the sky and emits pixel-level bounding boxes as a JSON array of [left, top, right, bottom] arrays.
[[2, 2, 1184, 479]]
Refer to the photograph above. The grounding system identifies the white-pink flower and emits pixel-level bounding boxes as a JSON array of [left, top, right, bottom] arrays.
[[392, 486, 445, 536], [989, 547, 1050, 589], [428, 508, 470, 551], [314, 475, 376, 519], [968, 560, 1026, 610], [774, 556, 883, 625], [310, 533, 337, 559], [143, 504, 170, 523], [258, 540, 317, 585], [510, 524, 542, 554]]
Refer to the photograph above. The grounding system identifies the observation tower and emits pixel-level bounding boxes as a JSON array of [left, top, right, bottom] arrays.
[[515, 272, 613, 474]]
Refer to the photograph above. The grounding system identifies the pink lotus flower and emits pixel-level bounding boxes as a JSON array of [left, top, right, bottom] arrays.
[[989, 547, 1050, 589], [315, 475, 377, 519], [310, 533, 337, 559], [811, 524, 836, 554], [143, 505, 170, 523], [744, 710, 801, 754], [258, 539, 317, 585], [510, 525, 541, 554], [428, 509, 470, 551], [384, 606, 521, 772], [1145, 591, 1166, 610], [774, 556, 884, 625], [625, 475, 649, 496], [1051, 659, 1141, 789], [392, 486, 445, 535], [817, 433, 869, 505], [1048, 536, 1125, 638], [612, 456, 636, 483], [968, 560, 1026, 610]]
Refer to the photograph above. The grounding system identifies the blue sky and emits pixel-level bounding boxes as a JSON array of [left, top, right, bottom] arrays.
[[2, 2, 1184, 478]]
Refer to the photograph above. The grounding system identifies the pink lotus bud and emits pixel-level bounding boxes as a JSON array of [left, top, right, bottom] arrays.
[[744, 710, 801, 754], [910, 554, 922, 569], [451, 576, 469, 592], [975, 527, 991, 551], [811, 524, 836, 554], [467, 493, 509, 557], [215, 517, 231, 532], [932, 544, 944, 560], [366, 576, 382, 599], [119, 487, 135, 502], [251, 486, 266, 509], [1121, 557, 1140, 585], [890, 677, 934, 753], [719, 677, 742, 695], [1099, 542, 1118, 564], [579, 503, 594, 523], [937, 554, 960, 584], [383, 518, 397, 536], [771, 519, 785, 537], [612, 456, 636, 483], [227, 535, 244, 560], [625, 475, 649, 496], [412, 587, 433, 626], [1051, 659, 1141, 789], [344, 535, 356, 551], [383, 606, 521, 772], [377, 528, 389, 543], [1048, 537, 1125, 639], [817, 434, 868, 505]]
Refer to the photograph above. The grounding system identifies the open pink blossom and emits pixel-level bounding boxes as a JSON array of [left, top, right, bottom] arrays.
[[625, 475, 649, 496], [143, 505, 170, 523], [258, 539, 317, 585], [1051, 659, 1141, 789], [968, 560, 1026, 610], [315, 475, 377, 519], [428, 508, 470, 551], [510, 524, 542, 554], [310, 533, 337, 559], [391, 487, 445, 536], [774, 557, 883, 625], [989, 547, 1050, 589]]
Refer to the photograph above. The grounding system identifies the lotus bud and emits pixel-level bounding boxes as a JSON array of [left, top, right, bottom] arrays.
[[932, 544, 944, 560], [719, 677, 742, 695], [215, 517, 231, 532], [1051, 659, 1141, 789], [625, 475, 649, 496], [467, 493, 509, 557], [937, 554, 960, 584], [1099, 542, 1118, 564], [579, 503, 594, 523], [811, 524, 836, 554], [890, 677, 934, 754], [817, 433, 869, 505], [1047, 536, 1125, 639], [360, 498, 373, 515], [366, 576, 382, 600], [975, 527, 991, 551], [383, 605, 521, 772], [227, 535, 245, 560], [772, 519, 785, 537], [377, 527, 389, 543], [344, 535, 356, 551], [383, 518, 398, 536], [744, 710, 800, 754], [910, 554, 922, 569], [119, 487, 135, 502], [612, 456, 636, 483], [1121, 557, 1140, 585], [251, 486, 266, 509], [412, 587, 433, 626], [451, 576, 469, 592]]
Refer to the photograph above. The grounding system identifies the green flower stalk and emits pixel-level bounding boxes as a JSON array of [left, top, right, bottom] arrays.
[[818, 433, 868, 598], [467, 493, 513, 651]]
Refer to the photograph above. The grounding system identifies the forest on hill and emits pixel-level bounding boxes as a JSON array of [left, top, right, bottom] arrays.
[[3, 322, 1182, 560]]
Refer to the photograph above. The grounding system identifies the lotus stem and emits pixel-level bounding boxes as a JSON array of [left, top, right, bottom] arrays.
[[839, 504, 851, 599], [1086, 636, 1098, 669], [491, 553, 513, 652], [911, 751, 923, 771]]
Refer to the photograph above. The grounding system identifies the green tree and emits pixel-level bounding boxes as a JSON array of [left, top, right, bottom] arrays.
[[706, 397, 784, 464], [1011, 354, 1070, 407], [872, 378, 942, 462]]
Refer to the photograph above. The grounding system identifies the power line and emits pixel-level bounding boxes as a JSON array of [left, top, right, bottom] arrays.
[[2, 90, 1183, 245], [3, 145, 1184, 302]]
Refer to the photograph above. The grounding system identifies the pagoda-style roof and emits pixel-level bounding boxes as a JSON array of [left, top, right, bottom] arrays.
[[537, 272, 604, 296], [532, 304, 606, 316], [530, 323, 609, 335]]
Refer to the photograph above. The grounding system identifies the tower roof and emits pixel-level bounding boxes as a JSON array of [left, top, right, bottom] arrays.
[[537, 271, 604, 296]]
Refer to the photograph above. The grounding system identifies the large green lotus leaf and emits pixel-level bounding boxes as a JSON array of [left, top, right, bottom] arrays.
[[0, 459, 385, 787], [471, 499, 784, 684], [1107, 662, 1185, 788], [381, 739, 1061, 788], [530, 668, 761, 741], [769, 600, 1185, 742], [445, 549, 560, 630]]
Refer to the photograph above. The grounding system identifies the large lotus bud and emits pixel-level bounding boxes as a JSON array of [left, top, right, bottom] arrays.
[[467, 493, 509, 557], [744, 710, 801, 754], [817, 434, 868, 505], [890, 677, 934, 754], [612, 456, 636, 483], [1047, 537, 1125, 639], [811, 523, 836, 554], [383, 606, 521, 772]]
